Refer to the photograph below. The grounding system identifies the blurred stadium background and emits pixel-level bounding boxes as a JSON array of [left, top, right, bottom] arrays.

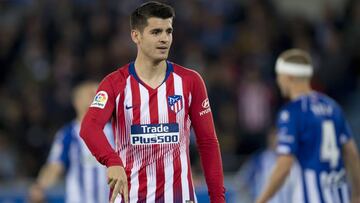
[[0, 0, 360, 202]]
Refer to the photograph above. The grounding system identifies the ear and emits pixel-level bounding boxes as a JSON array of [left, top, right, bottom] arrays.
[[131, 29, 140, 44]]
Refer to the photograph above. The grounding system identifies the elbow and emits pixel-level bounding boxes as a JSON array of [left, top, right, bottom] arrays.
[[79, 115, 96, 140]]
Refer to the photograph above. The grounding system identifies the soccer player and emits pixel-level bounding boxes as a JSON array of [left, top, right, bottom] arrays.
[[29, 81, 114, 203], [256, 49, 360, 203], [235, 128, 301, 203], [79, 1, 225, 203]]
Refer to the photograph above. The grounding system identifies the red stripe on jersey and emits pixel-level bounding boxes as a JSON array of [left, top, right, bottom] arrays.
[[155, 158, 165, 203], [130, 77, 148, 202], [117, 91, 126, 152], [130, 77, 141, 125], [149, 89, 159, 124]]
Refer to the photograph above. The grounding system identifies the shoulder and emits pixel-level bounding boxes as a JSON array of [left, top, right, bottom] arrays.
[[103, 64, 131, 84], [99, 64, 131, 94], [317, 92, 342, 110], [172, 62, 203, 80], [54, 121, 76, 142], [279, 100, 301, 116]]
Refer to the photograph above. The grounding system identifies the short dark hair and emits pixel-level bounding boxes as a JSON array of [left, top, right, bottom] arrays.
[[130, 1, 175, 31]]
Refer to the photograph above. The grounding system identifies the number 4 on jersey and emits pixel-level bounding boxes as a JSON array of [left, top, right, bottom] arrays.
[[321, 120, 340, 168]]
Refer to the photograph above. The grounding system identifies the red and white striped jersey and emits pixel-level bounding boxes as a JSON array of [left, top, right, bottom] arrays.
[[80, 61, 225, 203]]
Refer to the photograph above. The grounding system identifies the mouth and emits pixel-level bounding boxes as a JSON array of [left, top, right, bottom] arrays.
[[156, 46, 168, 50]]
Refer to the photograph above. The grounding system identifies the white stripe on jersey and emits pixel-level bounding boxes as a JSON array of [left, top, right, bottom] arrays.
[[180, 146, 190, 200], [124, 75, 133, 156], [139, 84, 150, 125], [320, 172, 334, 203], [291, 166, 304, 203], [146, 164, 157, 203], [115, 94, 121, 154], [305, 169, 320, 203], [129, 161, 140, 203], [67, 141, 82, 203], [331, 186, 341, 203], [157, 82, 168, 158], [340, 183, 349, 203], [84, 166, 95, 203], [158, 82, 168, 124], [139, 84, 151, 166], [164, 153, 174, 203]]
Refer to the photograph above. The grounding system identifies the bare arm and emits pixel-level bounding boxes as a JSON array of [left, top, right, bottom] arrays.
[[343, 140, 360, 203], [256, 155, 294, 203], [29, 163, 64, 203], [36, 163, 64, 188]]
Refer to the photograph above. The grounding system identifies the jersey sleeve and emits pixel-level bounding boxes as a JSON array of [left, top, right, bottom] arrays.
[[188, 71, 225, 203], [47, 128, 72, 169], [276, 106, 299, 156], [80, 75, 123, 167]]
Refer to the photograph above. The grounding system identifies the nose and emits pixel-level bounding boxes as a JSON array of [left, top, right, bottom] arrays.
[[160, 32, 170, 43]]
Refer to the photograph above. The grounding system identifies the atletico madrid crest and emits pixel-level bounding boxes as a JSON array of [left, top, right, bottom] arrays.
[[168, 95, 183, 113]]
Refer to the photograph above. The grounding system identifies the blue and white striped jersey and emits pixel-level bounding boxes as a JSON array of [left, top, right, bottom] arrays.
[[47, 120, 114, 203], [276, 91, 352, 203], [235, 149, 302, 203]]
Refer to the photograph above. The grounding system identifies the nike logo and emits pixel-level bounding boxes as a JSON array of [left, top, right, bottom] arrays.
[[125, 105, 133, 110]]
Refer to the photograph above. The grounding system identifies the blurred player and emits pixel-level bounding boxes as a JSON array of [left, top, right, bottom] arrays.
[[256, 49, 360, 203], [80, 1, 225, 203], [29, 81, 114, 203], [235, 127, 301, 203]]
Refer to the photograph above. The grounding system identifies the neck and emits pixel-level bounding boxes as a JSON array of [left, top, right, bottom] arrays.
[[134, 53, 167, 88], [134, 54, 167, 79], [289, 82, 312, 100]]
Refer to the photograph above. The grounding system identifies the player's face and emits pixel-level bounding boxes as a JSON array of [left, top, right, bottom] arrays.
[[133, 17, 173, 62], [277, 74, 290, 97]]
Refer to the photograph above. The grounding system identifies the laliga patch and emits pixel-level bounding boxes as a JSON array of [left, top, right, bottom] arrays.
[[90, 91, 108, 109], [168, 95, 183, 113], [130, 123, 179, 145]]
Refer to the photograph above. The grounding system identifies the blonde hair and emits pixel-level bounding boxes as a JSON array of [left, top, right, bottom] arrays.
[[278, 49, 312, 65]]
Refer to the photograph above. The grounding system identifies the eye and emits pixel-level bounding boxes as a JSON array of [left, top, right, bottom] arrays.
[[151, 29, 161, 35], [166, 29, 173, 34]]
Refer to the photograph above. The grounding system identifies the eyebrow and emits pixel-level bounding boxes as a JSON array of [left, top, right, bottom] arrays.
[[149, 26, 173, 32], [150, 28, 163, 32]]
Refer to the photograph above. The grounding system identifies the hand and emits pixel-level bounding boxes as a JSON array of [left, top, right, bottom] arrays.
[[255, 196, 266, 203], [28, 183, 45, 203], [108, 166, 129, 203]]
